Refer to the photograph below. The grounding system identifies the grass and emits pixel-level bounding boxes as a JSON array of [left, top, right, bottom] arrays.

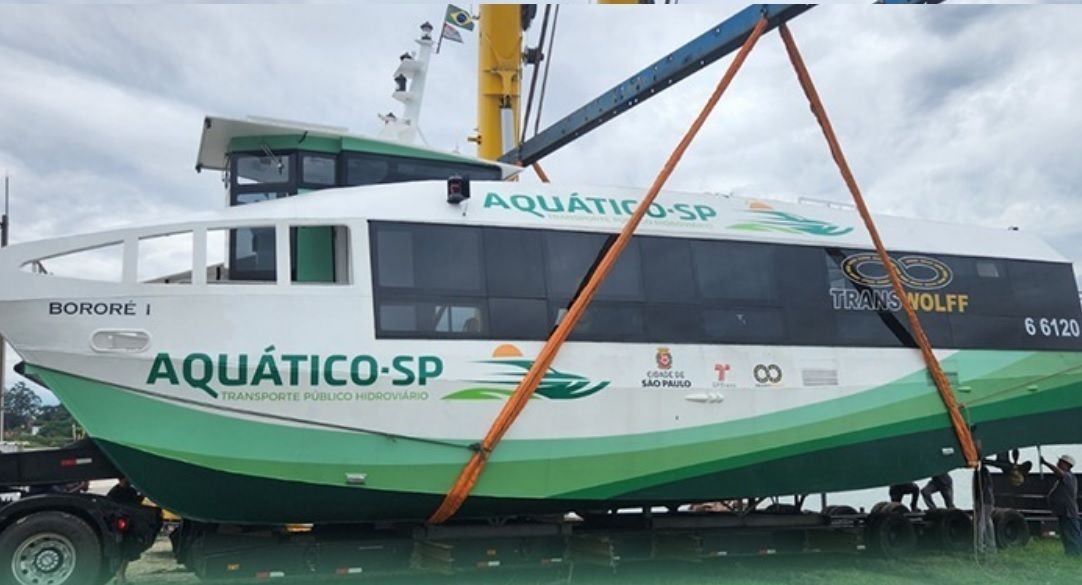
[[129, 538, 1079, 585], [565, 540, 1079, 585]]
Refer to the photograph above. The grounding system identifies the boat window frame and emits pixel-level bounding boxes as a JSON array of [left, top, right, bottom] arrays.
[[299, 153, 338, 188], [231, 151, 296, 194], [342, 151, 502, 187], [226, 225, 279, 283], [367, 220, 1082, 351]]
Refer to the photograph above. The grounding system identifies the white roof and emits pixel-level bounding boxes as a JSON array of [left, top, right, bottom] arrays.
[[195, 115, 522, 179]]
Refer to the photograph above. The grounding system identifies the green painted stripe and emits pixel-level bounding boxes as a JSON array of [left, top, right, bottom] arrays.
[[29, 349, 1082, 502], [228, 135, 340, 155], [226, 134, 499, 166]]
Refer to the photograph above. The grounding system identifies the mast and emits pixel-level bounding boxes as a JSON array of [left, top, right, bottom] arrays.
[[476, 5, 522, 160], [379, 22, 436, 145], [0, 174, 8, 442]]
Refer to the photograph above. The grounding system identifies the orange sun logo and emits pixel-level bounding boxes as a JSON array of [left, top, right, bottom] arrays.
[[492, 344, 523, 358]]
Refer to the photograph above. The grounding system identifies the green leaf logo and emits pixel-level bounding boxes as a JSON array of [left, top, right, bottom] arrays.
[[444, 347, 610, 401], [728, 209, 853, 237]]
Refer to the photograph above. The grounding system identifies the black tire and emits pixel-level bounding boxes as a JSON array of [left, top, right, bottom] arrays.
[[823, 505, 859, 517], [764, 503, 800, 514], [871, 501, 909, 516], [992, 508, 1029, 549], [866, 513, 917, 558], [921, 508, 947, 521], [0, 511, 103, 585], [920, 508, 972, 550]]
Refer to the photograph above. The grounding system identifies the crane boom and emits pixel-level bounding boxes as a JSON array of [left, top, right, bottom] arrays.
[[503, 0, 943, 166], [501, 4, 812, 165]]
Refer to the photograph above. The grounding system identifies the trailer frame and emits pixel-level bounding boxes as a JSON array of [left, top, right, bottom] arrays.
[[0, 440, 161, 585]]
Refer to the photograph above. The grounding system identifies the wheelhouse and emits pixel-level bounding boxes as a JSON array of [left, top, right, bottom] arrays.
[[195, 116, 518, 283]]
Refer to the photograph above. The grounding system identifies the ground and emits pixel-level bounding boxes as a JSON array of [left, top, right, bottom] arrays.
[[123, 537, 1079, 584]]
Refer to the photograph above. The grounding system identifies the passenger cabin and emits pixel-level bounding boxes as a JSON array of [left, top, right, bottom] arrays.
[[194, 116, 520, 283], [8, 115, 1079, 357]]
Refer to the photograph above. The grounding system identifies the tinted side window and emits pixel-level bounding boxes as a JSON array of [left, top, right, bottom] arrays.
[[834, 311, 913, 348], [369, 222, 1082, 350], [345, 153, 501, 186], [230, 227, 277, 282], [489, 298, 549, 339], [692, 240, 778, 301], [414, 226, 483, 292], [397, 160, 501, 182], [703, 307, 785, 344], [778, 246, 834, 346], [544, 232, 643, 301], [375, 228, 414, 287], [484, 228, 546, 298], [301, 155, 336, 186], [897, 311, 954, 348], [556, 302, 644, 341], [640, 237, 697, 302], [1008, 261, 1078, 314], [645, 305, 702, 342], [347, 158, 390, 186], [372, 224, 483, 293], [235, 154, 292, 186], [950, 314, 1019, 349], [377, 300, 486, 336], [544, 231, 601, 297]]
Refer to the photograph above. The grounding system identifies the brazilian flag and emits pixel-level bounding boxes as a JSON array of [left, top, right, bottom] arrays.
[[445, 4, 475, 31]]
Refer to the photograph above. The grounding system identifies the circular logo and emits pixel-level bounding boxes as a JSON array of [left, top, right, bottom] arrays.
[[840, 253, 952, 291], [656, 347, 672, 370], [753, 364, 782, 385], [450, 10, 471, 26]]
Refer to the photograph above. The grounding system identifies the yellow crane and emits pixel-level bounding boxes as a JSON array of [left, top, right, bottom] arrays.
[[475, 5, 522, 161], [474, 1, 655, 162]]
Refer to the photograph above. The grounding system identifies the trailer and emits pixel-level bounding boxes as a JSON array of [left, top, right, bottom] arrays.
[[165, 498, 1012, 581], [0, 438, 1044, 583], [992, 469, 1082, 539], [0, 440, 161, 585]]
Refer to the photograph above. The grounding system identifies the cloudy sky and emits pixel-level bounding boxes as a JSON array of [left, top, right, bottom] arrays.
[[2, 1, 1081, 398]]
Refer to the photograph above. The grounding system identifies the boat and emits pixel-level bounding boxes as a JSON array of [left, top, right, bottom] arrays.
[[3, 160, 1082, 523], [2, 14, 1082, 526]]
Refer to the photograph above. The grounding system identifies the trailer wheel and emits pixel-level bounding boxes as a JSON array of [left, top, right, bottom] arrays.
[[992, 508, 1029, 549], [0, 512, 102, 585], [870, 501, 908, 515], [764, 503, 800, 514], [823, 505, 858, 517], [866, 513, 916, 558], [921, 509, 971, 550]]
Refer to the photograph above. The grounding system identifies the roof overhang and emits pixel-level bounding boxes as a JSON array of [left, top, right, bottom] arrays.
[[195, 115, 522, 179]]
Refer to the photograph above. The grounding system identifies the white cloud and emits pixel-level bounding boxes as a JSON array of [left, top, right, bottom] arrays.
[[1, 4, 1079, 251]]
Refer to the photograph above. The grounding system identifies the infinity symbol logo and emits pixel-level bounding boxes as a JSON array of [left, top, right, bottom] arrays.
[[840, 253, 953, 291]]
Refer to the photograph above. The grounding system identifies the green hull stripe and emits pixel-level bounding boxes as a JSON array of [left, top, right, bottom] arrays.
[[94, 398, 1082, 524], [30, 350, 1082, 504]]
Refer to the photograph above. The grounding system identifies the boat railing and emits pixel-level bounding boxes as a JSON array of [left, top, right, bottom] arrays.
[[3, 218, 353, 289]]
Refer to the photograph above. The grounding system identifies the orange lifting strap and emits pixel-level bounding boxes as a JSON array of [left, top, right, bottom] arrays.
[[778, 23, 979, 468], [428, 16, 771, 525], [532, 162, 551, 183]]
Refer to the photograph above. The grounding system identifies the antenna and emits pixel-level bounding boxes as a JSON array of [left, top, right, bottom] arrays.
[[379, 22, 435, 145], [1, 173, 8, 247], [0, 173, 8, 444]]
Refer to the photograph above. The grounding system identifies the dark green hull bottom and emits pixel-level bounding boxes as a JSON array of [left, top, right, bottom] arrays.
[[96, 405, 1082, 524]]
